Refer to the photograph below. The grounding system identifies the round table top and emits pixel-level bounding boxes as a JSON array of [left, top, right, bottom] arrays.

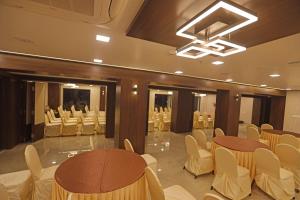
[[262, 129, 300, 138], [213, 136, 269, 152], [55, 149, 146, 194]]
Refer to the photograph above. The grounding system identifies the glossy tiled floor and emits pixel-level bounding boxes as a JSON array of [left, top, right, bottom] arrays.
[[0, 125, 299, 200]]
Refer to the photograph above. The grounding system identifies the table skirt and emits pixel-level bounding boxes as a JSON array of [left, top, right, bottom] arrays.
[[52, 175, 148, 200], [211, 142, 256, 179]]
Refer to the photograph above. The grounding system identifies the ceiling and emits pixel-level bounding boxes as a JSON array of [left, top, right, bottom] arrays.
[[0, 0, 300, 90]]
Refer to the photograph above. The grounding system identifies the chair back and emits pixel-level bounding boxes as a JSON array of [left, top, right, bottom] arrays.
[[203, 193, 224, 200], [246, 127, 260, 141], [261, 123, 273, 130], [254, 148, 280, 179], [247, 124, 258, 130], [275, 144, 300, 170], [279, 134, 300, 149], [145, 167, 165, 200], [185, 135, 200, 158], [71, 105, 76, 114], [50, 109, 57, 119], [24, 145, 43, 180], [0, 184, 8, 200], [85, 105, 89, 113], [124, 139, 135, 153], [192, 130, 208, 149], [215, 128, 225, 137], [44, 114, 50, 125], [46, 111, 53, 122], [215, 147, 238, 178]]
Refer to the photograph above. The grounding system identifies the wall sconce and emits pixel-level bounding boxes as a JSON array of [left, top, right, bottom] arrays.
[[132, 84, 138, 95], [234, 93, 240, 102]]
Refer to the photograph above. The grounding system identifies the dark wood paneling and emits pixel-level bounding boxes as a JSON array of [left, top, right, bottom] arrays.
[[269, 96, 286, 130], [251, 97, 262, 126], [48, 82, 60, 109], [31, 123, 45, 142], [128, 0, 300, 48], [99, 86, 106, 111], [105, 84, 116, 138], [171, 89, 194, 133]]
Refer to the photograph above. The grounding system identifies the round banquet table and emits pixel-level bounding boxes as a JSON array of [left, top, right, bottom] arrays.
[[211, 136, 269, 179], [52, 149, 147, 200], [261, 129, 300, 152]]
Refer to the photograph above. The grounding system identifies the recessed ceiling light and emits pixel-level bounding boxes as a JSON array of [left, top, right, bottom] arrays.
[[269, 74, 280, 78], [212, 61, 224, 65], [96, 35, 110, 42], [175, 71, 183, 74], [167, 91, 173, 95], [93, 59, 103, 63], [199, 93, 207, 97], [89, 85, 93, 87], [260, 84, 267, 87], [225, 78, 233, 82]]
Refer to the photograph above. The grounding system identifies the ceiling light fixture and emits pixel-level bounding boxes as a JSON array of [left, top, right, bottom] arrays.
[[225, 78, 233, 82], [89, 85, 93, 87], [167, 91, 173, 95], [269, 74, 280, 78], [260, 84, 267, 87], [212, 61, 224, 65], [199, 93, 207, 97], [175, 71, 183, 74], [96, 35, 110, 42], [93, 59, 103, 63]]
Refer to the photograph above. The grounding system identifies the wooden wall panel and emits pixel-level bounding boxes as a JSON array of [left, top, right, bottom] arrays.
[[99, 86, 106, 111], [105, 83, 116, 138], [171, 89, 194, 133], [251, 97, 262, 126], [269, 96, 286, 130], [48, 82, 60, 109]]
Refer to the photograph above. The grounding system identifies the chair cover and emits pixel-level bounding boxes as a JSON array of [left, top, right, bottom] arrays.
[[279, 134, 300, 149], [184, 135, 213, 176], [254, 148, 295, 200], [203, 193, 224, 200], [214, 128, 225, 137], [0, 184, 8, 200], [25, 145, 58, 200], [80, 116, 95, 135], [275, 144, 300, 190], [212, 147, 251, 200], [192, 130, 211, 150], [0, 170, 32, 200], [261, 123, 273, 130], [246, 127, 269, 146], [44, 114, 61, 137], [247, 124, 258, 130], [145, 167, 196, 200], [158, 113, 171, 131], [124, 139, 135, 152], [148, 121, 155, 132]]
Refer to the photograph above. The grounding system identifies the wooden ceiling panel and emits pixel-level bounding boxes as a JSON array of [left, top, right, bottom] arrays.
[[127, 0, 300, 48]]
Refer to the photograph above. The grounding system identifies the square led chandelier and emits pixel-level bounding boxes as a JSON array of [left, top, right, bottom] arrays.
[[176, 0, 258, 59]]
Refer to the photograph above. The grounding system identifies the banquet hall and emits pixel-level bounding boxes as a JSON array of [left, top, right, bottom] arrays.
[[0, 0, 300, 200]]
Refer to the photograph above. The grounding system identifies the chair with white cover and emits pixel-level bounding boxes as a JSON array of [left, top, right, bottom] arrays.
[[50, 109, 61, 122], [80, 116, 95, 135], [192, 130, 211, 150], [124, 139, 157, 172], [246, 127, 270, 146], [0, 184, 8, 200], [279, 134, 300, 150], [261, 123, 274, 130], [70, 105, 82, 118], [247, 123, 258, 130], [148, 120, 155, 132], [254, 148, 295, 200], [145, 167, 196, 200], [212, 147, 251, 200], [184, 135, 213, 178], [24, 145, 58, 200], [214, 128, 225, 137], [0, 170, 32, 200], [61, 118, 78, 136], [58, 106, 77, 124], [203, 193, 224, 200], [46, 111, 61, 124], [84, 105, 95, 117], [158, 113, 171, 131], [275, 144, 300, 191], [44, 114, 61, 137]]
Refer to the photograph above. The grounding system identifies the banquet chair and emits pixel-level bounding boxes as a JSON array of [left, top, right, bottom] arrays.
[[193, 111, 200, 129], [84, 105, 95, 117], [46, 111, 61, 124], [148, 120, 155, 132], [58, 106, 77, 123], [214, 128, 225, 137], [50, 109, 61, 121], [279, 134, 300, 150], [212, 147, 251, 200], [24, 145, 59, 200], [246, 127, 269, 146], [203, 193, 224, 200], [261, 123, 274, 130], [184, 135, 213, 178], [192, 130, 211, 150], [254, 148, 295, 200], [158, 113, 171, 131], [61, 118, 78, 136], [247, 123, 258, 130], [0, 184, 8, 200], [275, 144, 300, 191], [80, 115, 95, 135], [124, 139, 157, 172], [71, 105, 82, 117], [145, 167, 196, 200], [0, 170, 32, 200], [44, 114, 61, 137]]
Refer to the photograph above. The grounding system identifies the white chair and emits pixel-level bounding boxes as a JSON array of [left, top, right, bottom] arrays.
[[44, 114, 61, 137], [247, 124, 258, 130], [84, 105, 95, 117], [192, 130, 211, 150], [148, 120, 155, 132], [124, 139, 157, 172], [275, 144, 300, 191], [279, 134, 300, 150], [158, 113, 171, 131], [0, 184, 8, 200], [254, 148, 295, 200], [212, 147, 251, 200], [61, 118, 78, 136], [58, 106, 77, 123], [46, 111, 61, 124], [261, 123, 274, 130], [80, 116, 95, 135], [145, 167, 196, 200], [246, 127, 269, 146], [203, 193, 224, 200], [24, 145, 58, 200], [214, 128, 225, 137], [0, 170, 32, 200], [71, 105, 82, 118], [184, 135, 213, 178]]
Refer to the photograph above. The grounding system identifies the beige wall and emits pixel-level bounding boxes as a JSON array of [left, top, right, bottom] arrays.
[[149, 89, 173, 112], [34, 82, 48, 124], [199, 94, 216, 118], [239, 97, 254, 124], [284, 91, 300, 133]]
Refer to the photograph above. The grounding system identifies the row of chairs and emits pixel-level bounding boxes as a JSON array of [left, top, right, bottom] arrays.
[[193, 111, 214, 129], [149, 110, 172, 132]]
